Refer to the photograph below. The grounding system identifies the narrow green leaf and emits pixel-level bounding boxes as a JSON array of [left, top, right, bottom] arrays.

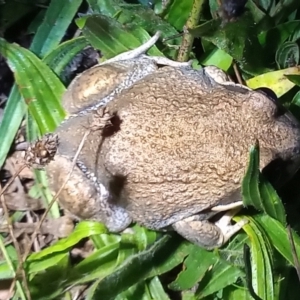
[[169, 245, 217, 291], [44, 37, 90, 77], [0, 86, 26, 168], [0, 261, 14, 279], [190, 12, 266, 75], [291, 90, 300, 112], [255, 214, 300, 267], [28, 221, 107, 261], [0, 38, 66, 133], [26, 253, 68, 274], [222, 285, 253, 300], [164, 0, 194, 30], [70, 243, 120, 285], [195, 235, 247, 298], [78, 14, 163, 59], [130, 224, 158, 251], [240, 217, 274, 300], [91, 235, 187, 298], [258, 20, 300, 48], [242, 144, 286, 225], [275, 41, 299, 69], [242, 145, 263, 210], [30, 0, 84, 57], [148, 276, 170, 300], [87, 0, 181, 53], [0, 0, 83, 168], [196, 262, 243, 298]]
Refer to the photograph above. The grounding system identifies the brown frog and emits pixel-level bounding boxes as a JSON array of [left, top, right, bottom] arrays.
[[46, 32, 300, 249]]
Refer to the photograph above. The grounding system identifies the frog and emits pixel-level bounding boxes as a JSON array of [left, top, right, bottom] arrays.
[[46, 32, 300, 249]]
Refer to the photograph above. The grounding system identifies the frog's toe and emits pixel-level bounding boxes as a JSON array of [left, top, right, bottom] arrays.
[[216, 217, 248, 246], [172, 212, 247, 249]]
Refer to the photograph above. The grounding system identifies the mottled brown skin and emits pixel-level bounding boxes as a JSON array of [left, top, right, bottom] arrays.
[[46, 57, 300, 249]]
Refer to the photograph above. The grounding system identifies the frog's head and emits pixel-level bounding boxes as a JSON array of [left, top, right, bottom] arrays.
[[249, 87, 300, 186]]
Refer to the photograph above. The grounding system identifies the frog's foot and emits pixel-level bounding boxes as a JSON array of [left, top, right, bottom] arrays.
[[204, 66, 251, 90], [172, 210, 247, 249], [46, 156, 132, 232]]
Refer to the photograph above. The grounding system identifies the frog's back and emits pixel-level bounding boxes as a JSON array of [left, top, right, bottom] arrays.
[[100, 66, 300, 229]]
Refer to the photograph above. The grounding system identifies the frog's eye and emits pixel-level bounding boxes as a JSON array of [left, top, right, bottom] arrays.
[[254, 87, 286, 117]]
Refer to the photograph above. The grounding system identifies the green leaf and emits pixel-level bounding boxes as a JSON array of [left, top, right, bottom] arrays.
[[272, 0, 300, 24], [30, 0, 84, 57], [285, 74, 300, 87], [242, 144, 287, 225], [255, 214, 300, 267], [164, 0, 194, 30], [290, 91, 300, 118], [129, 224, 158, 251], [246, 67, 300, 97], [222, 285, 253, 300], [86, 0, 182, 58], [148, 276, 170, 300], [28, 221, 107, 261], [70, 243, 121, 285], [27, 253, 68, 275], [87, 0, 180, 38], [0, 0, 36, 31], [0, 0, 83, 167], [91, 235, 189, 299], [0, 38, 66, 133], [195, 235, 246, 298], [200, 47, 233, 71], [78, 14, 163, 59], [0, 86, 27, 168], [169, 245, 217, 291], [258, 20, 300, 49], [29, 253, 71, 300], [43, 36, 90, 78], [275, 41, 299, 69], [240, 217, 274, 300], [190, 12, 266, 75]]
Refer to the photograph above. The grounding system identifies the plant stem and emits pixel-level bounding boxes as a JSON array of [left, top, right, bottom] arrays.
[[177, 0, 205, 62]]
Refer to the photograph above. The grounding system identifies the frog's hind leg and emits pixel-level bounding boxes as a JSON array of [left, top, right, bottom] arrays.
[[172, 209, 247, 249]]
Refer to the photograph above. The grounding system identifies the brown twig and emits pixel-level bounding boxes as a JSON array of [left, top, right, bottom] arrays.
[[233, 62, 244, 85], [287, 225, 300, 282], [5, 129, 91, 300], [0, 165, 27, 197], [0, 186, 31, 300], [22, 130, 92, 262]]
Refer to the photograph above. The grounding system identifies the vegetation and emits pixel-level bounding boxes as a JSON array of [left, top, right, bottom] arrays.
[[1, 0, 300, 299]]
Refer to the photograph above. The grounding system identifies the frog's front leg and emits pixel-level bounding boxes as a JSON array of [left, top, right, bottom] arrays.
[[47, 155, 132, 232], [172, 210, 247, 249]]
